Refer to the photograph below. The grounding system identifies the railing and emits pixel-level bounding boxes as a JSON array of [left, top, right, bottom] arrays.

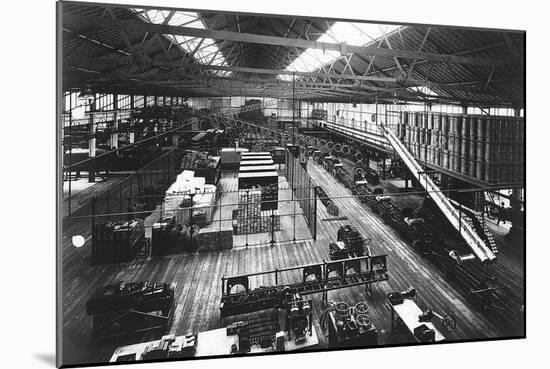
[[382, 126, 496, 263], [315, 120, 393, 152]]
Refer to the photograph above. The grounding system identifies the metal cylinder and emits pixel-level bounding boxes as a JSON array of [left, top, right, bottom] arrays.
[[484, 117, 492, 182], [476, 117, 485, 180], [448, 116, 457, 172], [460, 116, 469, 175], [469, 116, 477, 178], [443, 149, 450, 169], [441, 114, 449, 150], [335, 302, 350, 319]]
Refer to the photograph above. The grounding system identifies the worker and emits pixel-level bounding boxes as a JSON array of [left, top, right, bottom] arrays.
[[497, 202, 506, 226]]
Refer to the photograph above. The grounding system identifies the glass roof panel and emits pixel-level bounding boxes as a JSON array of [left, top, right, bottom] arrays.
[[407, 85, 440, 98], [133, 9, 231, 76], [281, 22, 402, 76]]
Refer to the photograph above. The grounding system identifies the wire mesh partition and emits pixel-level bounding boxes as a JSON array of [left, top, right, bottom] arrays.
[[66, 148, 185, 265], [285, 149, 317, 240], [70, 148, 324, 266], [88, 148, 184, 223]]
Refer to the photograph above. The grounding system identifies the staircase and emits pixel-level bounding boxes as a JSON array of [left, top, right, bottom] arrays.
[[476, 213, 499, 255], [382, 126, 496, 263]]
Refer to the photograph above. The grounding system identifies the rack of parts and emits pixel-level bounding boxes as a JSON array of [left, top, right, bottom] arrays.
[[220, 254, 389, 318], [86, 281, 176, 339]]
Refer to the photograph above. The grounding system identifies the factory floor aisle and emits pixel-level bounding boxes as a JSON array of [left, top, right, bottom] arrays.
[[307, 161, 513, 338]]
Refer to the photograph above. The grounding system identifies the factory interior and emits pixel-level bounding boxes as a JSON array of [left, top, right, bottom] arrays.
[[58, 1, 525, 366]]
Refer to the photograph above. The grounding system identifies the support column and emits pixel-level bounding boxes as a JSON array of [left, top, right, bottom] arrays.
[[508, 188, 524, 243], [110, 94, 119, 149], [129, 95, 135, 143], [88, 112, 96, 182], [381, 155, 386, 180]]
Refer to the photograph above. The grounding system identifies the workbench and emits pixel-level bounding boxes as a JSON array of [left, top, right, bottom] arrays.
[[327, 311, 378, 348], [195, 326, 319, 357], [110, 326, 319, 362], [388, 298, 445, 342]]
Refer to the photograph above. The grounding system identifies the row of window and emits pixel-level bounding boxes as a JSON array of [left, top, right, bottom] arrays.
[[63, 93, 524, 120], [62, 92, 188, 113]]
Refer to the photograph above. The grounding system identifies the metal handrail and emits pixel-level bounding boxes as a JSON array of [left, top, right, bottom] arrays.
[[382, 126, 496, 263]]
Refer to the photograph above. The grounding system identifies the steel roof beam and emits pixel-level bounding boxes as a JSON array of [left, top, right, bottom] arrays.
[[64, 14, 512, 67]]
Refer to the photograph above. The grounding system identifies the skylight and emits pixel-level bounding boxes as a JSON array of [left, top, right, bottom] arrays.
[[133, 9, 231, 77], [407, 85, 439, 98], [279, 22, 402, 80]]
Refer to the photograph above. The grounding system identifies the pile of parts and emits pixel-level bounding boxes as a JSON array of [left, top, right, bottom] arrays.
[[320, 301, 378, 348], [220, 253, 389, 319], [86, 281, 175, 339], [387, 288, 456, 343]]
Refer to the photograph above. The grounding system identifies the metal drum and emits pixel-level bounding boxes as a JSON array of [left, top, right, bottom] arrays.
[[327, 141, 334, 150], [334, 143, 342, 153]]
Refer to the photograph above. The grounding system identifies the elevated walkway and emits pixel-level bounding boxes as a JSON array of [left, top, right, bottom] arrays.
[[381, 125, 496, 263]]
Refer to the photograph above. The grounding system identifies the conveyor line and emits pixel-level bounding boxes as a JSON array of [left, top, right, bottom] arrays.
[[381, 126, 496, 263]]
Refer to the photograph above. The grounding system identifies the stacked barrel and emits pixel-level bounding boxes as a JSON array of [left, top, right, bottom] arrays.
[[395, 111, 524, 184]]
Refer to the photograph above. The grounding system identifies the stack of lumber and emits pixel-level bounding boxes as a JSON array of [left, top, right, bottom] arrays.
[[259, 210, 281, 232], [92, 219, 145, 264], [235, 190, 262, 234], [165, 170, 209, 216], [196, 227, 233, 253]]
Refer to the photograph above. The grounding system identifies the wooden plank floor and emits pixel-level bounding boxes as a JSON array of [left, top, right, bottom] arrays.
[[309, 160, 524, 333], [62, 174, 130, 217], [199, 172, 313, 247], [60, 165, 523, 366]]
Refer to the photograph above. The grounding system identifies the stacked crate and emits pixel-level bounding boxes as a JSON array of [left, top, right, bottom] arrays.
[[236, 190, 262, 234], [234, 191, 282, 235], [259, 210, 281, 232], [92, 219, 145, 265], [196, 227, 233, 252]]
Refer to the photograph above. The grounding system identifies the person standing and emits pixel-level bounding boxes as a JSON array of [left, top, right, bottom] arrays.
[[497, 201, 506, 226]]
